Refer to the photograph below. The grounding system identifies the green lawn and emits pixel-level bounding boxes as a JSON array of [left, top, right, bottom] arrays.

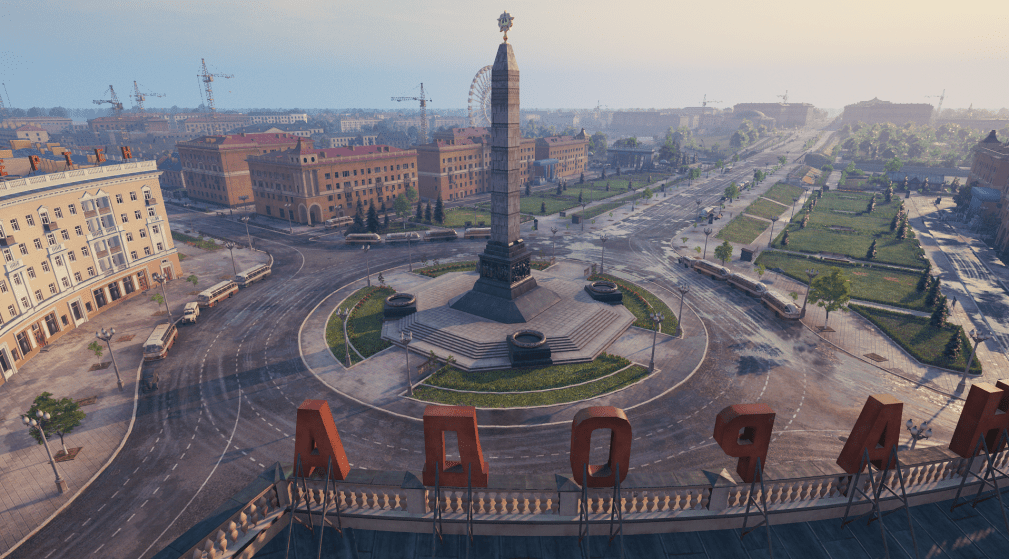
[[412, 365, 650, 408], [424, 353, 630, 392], [442, 208, 491, 228], [415, 260, 551, 278], [762, 183, 806, 205], [754, 251, 929, 311], [850, 304, 981, 374], [325, 286, 391, 365], [347, 286, 395, 358], [577, 201, 628, 220], [588, 273, 678, 333], [716, 215, 769, 245], [745, 197, 790, 221], [171, 231, 223, 251]]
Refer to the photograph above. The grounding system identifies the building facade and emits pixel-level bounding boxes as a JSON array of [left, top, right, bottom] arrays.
[[733, 103, 814, 128], [15, 125, 49, 143], [969, 131, 1009, 252], [177, 132, 305, 207], [88, 115, 170, 133], [417, 127, 537, 201], [183, 115, 252, 135], [535, 130, 589, 179], [249, 142, 417, 224], [841, 98, 934, 126], [247, 113, 308, 125], [337, 119, 381, 133], [1, 117, 73, 133], [0, 161, 181, 385]]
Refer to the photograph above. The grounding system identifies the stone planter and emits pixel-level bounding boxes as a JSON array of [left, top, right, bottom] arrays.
[[584, 280, 623, 303], [383, 292, 417, 319], [507, 329, 552, 368]]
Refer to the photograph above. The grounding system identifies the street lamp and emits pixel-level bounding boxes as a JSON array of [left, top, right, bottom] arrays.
[[240, 216, 253, 250], [768, 218, 779, 248], [362, 244, 372, 287], [401, 331, 414, 396], [283, 203, 294, 234], [676, 282, 689, 338], [801, 269, 819, 318], [580, 203, 587, 231], [550, 226, 559, 263], [599, 234, 608, 274], [648, 311, 664, 371], [905, 419, 932, 450], [22, 411, 68, 493], [789, 197, 800, 222], [407, 234, 413, 272], [961, 329, 992, 386], [224, 241, 238, 276], [95, 327, 123, 391], [702, 227, 713, 259], [151, 272, 172, 321], [337, 307, 352, 367]]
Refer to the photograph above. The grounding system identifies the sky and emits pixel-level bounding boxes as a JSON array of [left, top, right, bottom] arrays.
[[2, 0, 1006, 113]]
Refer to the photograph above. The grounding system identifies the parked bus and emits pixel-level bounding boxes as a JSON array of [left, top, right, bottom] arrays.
[[463, 227, 492, 239], [143, 322, 178, 361], [691, 259, 731, 280], [324, 216, 354, 229], [345, 233, 382, 245], [425, 229, 458, 242], [727, 272, 768, 297], [385, 231, 422, 243], [236, 264, 271, 287], [761, 290, 801, 320], [198, 280, 239, 308]]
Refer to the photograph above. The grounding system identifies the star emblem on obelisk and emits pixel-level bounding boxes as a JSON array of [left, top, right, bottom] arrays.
[[498, 11, 514, 41]]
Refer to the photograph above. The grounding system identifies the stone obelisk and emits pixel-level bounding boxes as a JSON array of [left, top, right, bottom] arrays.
[[451, 12, 559, 323]]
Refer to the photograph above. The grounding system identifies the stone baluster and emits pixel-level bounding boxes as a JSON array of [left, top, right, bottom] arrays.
[[227, 520, 240, 545], [202, 539, 218, 559]]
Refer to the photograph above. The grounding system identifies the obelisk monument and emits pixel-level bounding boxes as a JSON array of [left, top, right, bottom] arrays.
[[451, 12, 559, 323]]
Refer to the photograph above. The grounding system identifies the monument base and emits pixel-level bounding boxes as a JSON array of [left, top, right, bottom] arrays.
[[451, 280, 560, 324]]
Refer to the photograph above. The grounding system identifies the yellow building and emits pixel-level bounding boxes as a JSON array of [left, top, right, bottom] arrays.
[[0, 161, 181, 385]]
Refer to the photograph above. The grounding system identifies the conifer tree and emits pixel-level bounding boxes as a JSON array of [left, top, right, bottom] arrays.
[[866, 239, 877, 260], [416, 199, 423, 221], [366, 204, 380, 233], [424, 202, 432, 222], [916, 271, 931, 292], [434, 195, 444, 224], [930, 295, 949, 327], [943, 329, 963, 362], [926, 277, 942, 307]]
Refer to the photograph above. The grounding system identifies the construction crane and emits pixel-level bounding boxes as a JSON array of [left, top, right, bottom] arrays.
[[777, 90, 789, 104], [926, 89, 946, 123], [132, 81, 165, 113], [699, 94, 721, 108], [93, 85, 124, 116], [198, 58, 233, 116], [392, 83, 431, 143]]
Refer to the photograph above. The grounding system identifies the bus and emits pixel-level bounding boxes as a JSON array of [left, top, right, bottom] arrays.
[[463, 227, 492, 239], [236, 264, 271, 287], [143, 322, 178, 361], [198, 280, 239, 308], [345, 233, 382, 245], [727, 272, 768, 297], [324, 216, 353, 229], [761, 290, 801, 320], [385, 231, 422, 243], [691, 259, 731, 280], [425, 229, 458, 242]]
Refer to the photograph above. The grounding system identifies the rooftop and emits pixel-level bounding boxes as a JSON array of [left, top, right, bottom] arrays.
[[0, 160, 158, 202], [178, 132, 304, 149]]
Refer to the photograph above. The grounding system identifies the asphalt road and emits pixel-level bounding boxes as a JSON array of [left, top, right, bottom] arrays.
[[12, 129, 965, 559]]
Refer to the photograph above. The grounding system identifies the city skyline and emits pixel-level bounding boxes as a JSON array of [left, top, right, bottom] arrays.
[[2, 0, 1006, 112]]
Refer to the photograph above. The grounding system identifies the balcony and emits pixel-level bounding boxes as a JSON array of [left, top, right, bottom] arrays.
[[43, 221, 58, 232], [145, 197, 157, 206], [0, 234, 14, 246], [98, 206, 112, 215], [84, 210, 98, 219], [110, 245, 122, 254], [96, 250, 109, 259]]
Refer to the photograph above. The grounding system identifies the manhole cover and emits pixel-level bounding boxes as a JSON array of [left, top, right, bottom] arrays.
[[819, 326, 836, 333], [88, 362, 111, 372], [76, 396, 98, 406], [116, 334, 135, 342], [864, 353, 887, 363]]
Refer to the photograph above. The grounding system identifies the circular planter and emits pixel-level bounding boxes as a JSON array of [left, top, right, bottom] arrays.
[[587, 280, 618, 295], [509, 330, 547, 349], [507, 330, 552, 367], [584, 280, 623, 304], [385, 293, 416, 307]]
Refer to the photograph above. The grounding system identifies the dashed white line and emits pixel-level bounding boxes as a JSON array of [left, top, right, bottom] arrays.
[[92, 544, 104, 554]]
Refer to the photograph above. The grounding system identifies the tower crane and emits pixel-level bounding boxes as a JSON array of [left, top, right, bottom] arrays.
[[93, 85, 124, 116], [926, 89, 945, 123], [777, 90, 789, 104], [198, 58, 233, 116], [132, 81, 165, 113], [700, 94, 721, 108], [391, 83, 432, 143]]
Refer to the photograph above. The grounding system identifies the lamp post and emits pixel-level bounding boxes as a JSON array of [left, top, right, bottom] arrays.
[[789, 197, 799, 222], [905, 419, 932, 450], [224, 242, 238, 276], [648, 311, 664, 372], [95, 327, 123, 391], [961, 329, 991, 386], [338, 307, 351, 367], [550, 226, 558, 263], [362, 244, 371, 287], [407, 234, 413, 272], [768, 218, 779, 248], [283, 203, 294, 234], [702, 227, 713, 259], [238, 195, 253, 248], [151, 272, 172, 321], [580, 203, 587, 231], [22, 411, 68, 493], [599, 234, 608, 274], [801, 268, 819, 318], [401, 331, 414, 396], [676, 282, 689, 338]]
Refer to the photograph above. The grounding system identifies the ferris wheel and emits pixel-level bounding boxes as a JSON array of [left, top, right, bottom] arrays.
[[468, 65, 492, 127]]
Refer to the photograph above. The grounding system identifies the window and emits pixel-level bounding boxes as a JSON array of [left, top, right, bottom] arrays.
[[148, 207, 156, 217], [10, 218, 19, 231], [34, 289, 43, 301], [115, 193, 123, 203], [12, 274, 20, 285], [68, 203, 77, 215], [61, 230, 69, 241], [8, 304, 15, 317], [81, 246, 89, 256], [139, 229, 146, 238], [134, 210, 142, 219], [130, 250, 137, 260], [68, 250, 76, 262], [0, 280, 6, 293], [74, 225, 82, 236], [126, 232, 133, 242], [74, 271, 82, 282], [25, 215, 34, 227], [2, 249, 11, 263], [156, 242, 163, 251], [46, 234, 55, 246], [62, 277, 70, 288], [144, 246, 151, 256], [130, 191, 137, 201], [33, 238, 42, 250], [48, 283, 56, 295], [27, 267, 35, 279], [41, 261, 50, 273], [54, 255, 63, 266], [19, 244, 28, 255], [54, 207, 63, 219], [87, 266, 95, 277], [121, 213, 129, 223]]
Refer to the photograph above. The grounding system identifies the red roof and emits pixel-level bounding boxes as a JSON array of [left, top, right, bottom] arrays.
[[16, 125, 45, 132], [180, 132, 304, 149]]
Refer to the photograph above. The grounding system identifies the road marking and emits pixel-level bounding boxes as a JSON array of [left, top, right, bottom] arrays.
[[112, 528, 122, 537], [127, 513, 135, 522], [123, 478, 130, 486], [65, 533, 76, 542], [92, 544, 104, 554], [142, 456, 148, 463], [249, 456, 256, 462], [82, 517, 91, 526], [258, 463, 265, 468], [133, 467, 139, 474], [186, 443, 191, 449], [172, 463, 178, 471], [45, 550, 55, 558], [110, 491, 118, 498], [141, 500, 148, 508], [153, 487, 159, 495], [149, 446, 155, 453], [180, 452, 185, 459]]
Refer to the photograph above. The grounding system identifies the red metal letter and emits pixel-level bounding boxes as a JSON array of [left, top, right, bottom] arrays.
[[713, 404, 775, 483], [837, 394, 903, 473], [569, 406, 632, 487], [949, 381, 1009, 458], [422, 405, 488, 487], [293, 399, 350, 480]]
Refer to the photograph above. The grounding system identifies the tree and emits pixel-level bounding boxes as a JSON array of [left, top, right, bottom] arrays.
[[354, 204, 365, 230], [866, 239, 877, 259], [800, 212, 809, 229], [579, 172, 585, 184], [724, 182, 740, 201], [404, 185, 419, 203], [891, 212, 900, 231], [578, 190, 583, 203], [187, 274, 199, 287], [394, 194, 411, 225], [866, 196, 876, 213], [782, 229, 790, 246], [541, 201, 546, 214], [627, 180, 632, 191], [884, 184, 894, 203], [416, 200, 424, 221], [424, 203, 432, 222], [434, 196, 444, 224], [926, 277, 942, 307], [601, 167, 606, 179], [756, 264, 766, 279], [643, 187, 653, 200], [896, 218, 908, 240], [808, 267, 852, 325], [151, 293, 165, 309], [884, 157, 904, 174], [27, 107, 44, 117], [943, 329, 963, 361], [714, 240, 733, 265], [930, 295, 949, 327], [48, 106, 67, 118], [556, 184, 563, 195], [87, 340, 103, 358], [25, 392, 86, 455], [916, 271, 931, 293], [778, 155, 788, 166]]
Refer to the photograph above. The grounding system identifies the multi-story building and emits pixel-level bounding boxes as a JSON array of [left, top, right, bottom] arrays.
[[326, 133, 378, 148], [535, 130, 589, 179], [970, 131, 1009, 252], [841, 98, 934, 126], [249, 141, 417, 224], [88, 115, 170, 133], [15, 125, 49, 143], [1, 116, 73, 134], [337, 118, 381, 133], [177, 132, 305, 207], [0, 161, 180, 385], [247, 112, 308, 125], [417, 127, 537, 202], [183, 115, 251, 135], [733, 103, 814, 128], [234, 123, 324, 138]]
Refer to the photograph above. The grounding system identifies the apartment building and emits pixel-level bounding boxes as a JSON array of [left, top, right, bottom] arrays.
[[247, 112, 308, 125], [249, 141, 417, 224], [418, 127, 535, 201], [535, 130, 589, 179], [0, 161, 180, 385]]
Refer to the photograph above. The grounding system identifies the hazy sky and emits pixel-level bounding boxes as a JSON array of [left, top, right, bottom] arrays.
[[2, 0, 1006, 112]]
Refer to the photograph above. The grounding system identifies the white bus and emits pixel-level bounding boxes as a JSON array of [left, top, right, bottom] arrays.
[[425, 229, 458, 242], [727, 272, 768, 297], [143, 322, 178, 361], [761, 290, 801, 320], [345, 233, 381, 245], [198, 280, 239, 308], [324, 216, 353, 229], [691, 259, 731, 280], [236, 264, 271, 287], [463, 227, 492, 239], [385, 231, 422, 243]]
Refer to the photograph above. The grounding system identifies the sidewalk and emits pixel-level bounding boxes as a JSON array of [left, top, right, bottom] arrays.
[[0, 242, 269, 556]]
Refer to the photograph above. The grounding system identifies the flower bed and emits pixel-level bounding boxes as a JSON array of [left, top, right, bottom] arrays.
[[424, 353, 630, 392], [588, 273, 677, 333], [416, 260, 551, 278], [849, 304, 981, 375]]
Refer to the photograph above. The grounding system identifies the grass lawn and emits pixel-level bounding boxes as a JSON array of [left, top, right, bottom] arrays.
[[762, 183, 806, 205], [326, 286, 377, 365], [171, 231, 222, 251], [745, 197, 790, 220], [577, 201, 628, 220], [755, 251, 929, 311], [412, 365, 650, 408], [442, 208, 492, 228], [424, 353, 630, 392], [415, 260, 552, 278], [588, 273, 678, 333], [850, 304, 981, 374], [325, 286, 395, 365], [716, 215, 769, 245]]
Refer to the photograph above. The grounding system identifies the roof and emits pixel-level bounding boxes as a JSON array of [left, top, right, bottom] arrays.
[[178, 132, 304, 149], [971, 186, 1002, 202], [15, 125, 45, 132], [251, 142, 411, 164], [982, 130, 1000, 144]]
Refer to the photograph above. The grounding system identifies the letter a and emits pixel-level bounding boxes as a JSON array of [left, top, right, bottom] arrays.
[[293, 400, 351, 480], [949, 381, 1009, 458], [836, 394, 902, 473]]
